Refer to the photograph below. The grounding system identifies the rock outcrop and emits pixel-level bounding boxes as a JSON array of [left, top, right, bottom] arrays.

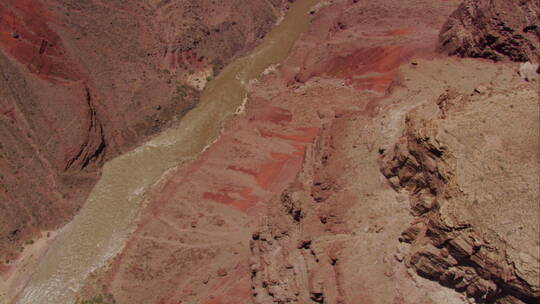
[[381, 81, 540, 303], [438, 0, 540, 63]]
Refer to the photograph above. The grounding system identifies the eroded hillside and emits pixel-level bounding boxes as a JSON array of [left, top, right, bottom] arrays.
[[74, 0, 538, 303], [2, 0, 539, 304], [0, 0, 291, 264]]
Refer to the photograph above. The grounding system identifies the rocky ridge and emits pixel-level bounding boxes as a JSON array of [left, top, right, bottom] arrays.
[[381, 83, 539, 303], [250, 56, 539, 304], [438, 0, 540, 63]]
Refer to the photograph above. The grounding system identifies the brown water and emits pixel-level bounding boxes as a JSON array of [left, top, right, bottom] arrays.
[[16, 1, 319, 303]]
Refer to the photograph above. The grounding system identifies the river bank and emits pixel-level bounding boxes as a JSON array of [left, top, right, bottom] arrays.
[[0, 230, 58, 303], [14, 1, 320, 303]]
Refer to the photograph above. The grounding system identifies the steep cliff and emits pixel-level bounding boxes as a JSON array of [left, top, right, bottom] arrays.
[[438, 0, 540, 63], [380, 78, 539, 303]]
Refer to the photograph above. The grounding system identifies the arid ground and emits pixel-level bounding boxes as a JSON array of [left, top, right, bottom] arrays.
[[0, 0, 538, 304]]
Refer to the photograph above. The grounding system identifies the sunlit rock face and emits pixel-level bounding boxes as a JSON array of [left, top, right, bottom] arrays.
[[438, 0, 540, 63]]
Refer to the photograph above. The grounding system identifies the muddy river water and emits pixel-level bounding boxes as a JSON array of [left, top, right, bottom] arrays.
[[15, 0, 319, 303]]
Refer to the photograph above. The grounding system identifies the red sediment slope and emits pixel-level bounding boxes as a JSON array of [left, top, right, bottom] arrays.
[[103, 103, 321, 302], [0, 0, 80, 81], [294, 43, 418, 94], [325, 46, 415, 93]]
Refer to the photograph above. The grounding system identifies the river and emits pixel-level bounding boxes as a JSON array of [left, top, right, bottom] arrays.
[[15, 0, 319, 303]]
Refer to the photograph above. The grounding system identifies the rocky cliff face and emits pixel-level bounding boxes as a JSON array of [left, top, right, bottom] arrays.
[[438, 0, 540, 63], [380, 81, 539, 303], [248, 57, 539, 304], [0, 0, 290, 263]]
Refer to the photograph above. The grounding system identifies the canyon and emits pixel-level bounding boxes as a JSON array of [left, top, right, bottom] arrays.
[[0, 0, 292, 269], [0, 0, 538, 304]]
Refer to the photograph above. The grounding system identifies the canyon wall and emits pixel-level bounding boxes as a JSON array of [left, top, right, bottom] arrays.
[[74, 1, 538, 303], [0, 0, 291, 263], [438, 0, 539, 63], [1, 0, 538, 303]]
